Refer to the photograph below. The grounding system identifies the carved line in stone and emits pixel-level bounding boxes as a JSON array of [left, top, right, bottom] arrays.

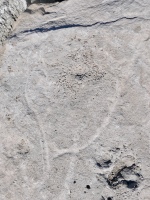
[[24, 51, 51, 176], [53, 78, 121, 158]]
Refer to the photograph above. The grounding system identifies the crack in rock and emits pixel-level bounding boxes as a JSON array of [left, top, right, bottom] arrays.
[[9, 16, 150, 39]]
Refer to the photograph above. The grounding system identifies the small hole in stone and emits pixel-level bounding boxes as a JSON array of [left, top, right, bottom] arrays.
[[126, 180, 138, 189], [107, 197, 113, 200], [84, 191, 86, 193], [73, 181, 76, 184], [96, 163, 102, 168], [86, 185, 91, 189], [104, 160, 112, 165]]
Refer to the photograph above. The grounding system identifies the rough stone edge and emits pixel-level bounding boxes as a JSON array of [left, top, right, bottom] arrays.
[[0, 0, 28, 45]]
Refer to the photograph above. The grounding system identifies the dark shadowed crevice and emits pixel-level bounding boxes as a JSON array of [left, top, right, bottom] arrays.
[[106, 164, 143, 190], [9, 16, 142, 40], [28, 0, 66, 4]]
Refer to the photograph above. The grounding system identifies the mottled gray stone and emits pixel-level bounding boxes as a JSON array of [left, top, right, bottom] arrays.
[[0, 0, 27, 44], [0, 0, 150, 199]]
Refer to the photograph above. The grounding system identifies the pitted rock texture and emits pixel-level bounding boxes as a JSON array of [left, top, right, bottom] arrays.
[[0, 0, 28, 44], [0, 0, 150, 200]]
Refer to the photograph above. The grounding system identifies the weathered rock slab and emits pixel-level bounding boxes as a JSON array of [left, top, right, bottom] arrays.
[[0, 0, 28, 44], [0, 0, 150, 199]]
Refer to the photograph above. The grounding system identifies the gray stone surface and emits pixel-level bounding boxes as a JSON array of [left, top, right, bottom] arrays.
[[0, 0, 150, 199], [0, 0, 27, 44]]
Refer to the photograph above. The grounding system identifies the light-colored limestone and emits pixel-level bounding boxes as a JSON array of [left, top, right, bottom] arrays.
[[0, 0, 27, 44], [0, 0, 150, 199]]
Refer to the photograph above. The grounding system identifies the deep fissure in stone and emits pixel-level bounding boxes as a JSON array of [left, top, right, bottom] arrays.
[[29, 0, 65, 4]]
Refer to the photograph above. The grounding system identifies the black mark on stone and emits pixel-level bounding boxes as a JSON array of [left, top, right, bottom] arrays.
[[101, 197, 113, 200], [96, 162, 102, 168], [75, 74, 87, 80], [107, 164, 142, 190], [86, 185, 91, 189], [96, 159, 112, 168], [122, 180, 138, 189], [29, 0, 65, 4], [105, 160, 112, 166]]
